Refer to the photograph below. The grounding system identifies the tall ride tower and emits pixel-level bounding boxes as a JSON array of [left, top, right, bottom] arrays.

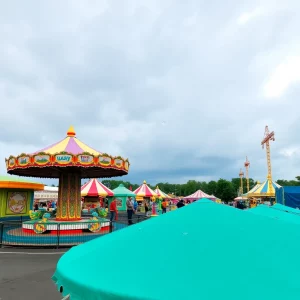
[[244, 156, 250, 193], [261, 126, 275, 194], [239, 168, 244, 196]]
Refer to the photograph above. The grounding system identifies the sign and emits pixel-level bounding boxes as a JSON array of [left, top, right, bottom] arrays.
[[18, 156, 30, 166], [99, 156, 111, 166], [33, 222, 47, 234], [78, 155, 94, 165], [34, 154, 50, 165], [116, 199, 123, 207], [114, 158, 123, 168], [125, 161, 129, 170], [6, 192, 27, 215], [55, 154, 72, 164], [8, 158, 15, 167]]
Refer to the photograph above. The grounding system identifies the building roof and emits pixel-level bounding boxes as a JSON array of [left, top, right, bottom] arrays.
[[0, 175, 44, 190], [53, 201, 300, 300]]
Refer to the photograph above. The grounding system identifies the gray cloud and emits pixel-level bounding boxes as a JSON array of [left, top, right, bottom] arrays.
[[1, 0, 300, 185]]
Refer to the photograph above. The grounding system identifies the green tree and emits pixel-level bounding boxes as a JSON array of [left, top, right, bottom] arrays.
[[216, 179, 235, 203]]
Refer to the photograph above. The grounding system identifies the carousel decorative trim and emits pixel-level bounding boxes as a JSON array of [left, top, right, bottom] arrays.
[[5, 151, 129, 173]]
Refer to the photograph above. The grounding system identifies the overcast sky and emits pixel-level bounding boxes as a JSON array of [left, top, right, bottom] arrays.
[[1, 0, 300, 185]]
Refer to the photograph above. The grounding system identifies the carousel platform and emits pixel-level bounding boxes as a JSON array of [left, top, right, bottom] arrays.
[[1, 220, 126, 247], [22, 218, 110, 235]]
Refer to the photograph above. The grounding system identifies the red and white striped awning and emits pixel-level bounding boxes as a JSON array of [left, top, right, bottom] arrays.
[[133, 180, 158, 198], [154, 186, 171, 199], [81, 178, 114, 197], [184, 190, 216, 200]]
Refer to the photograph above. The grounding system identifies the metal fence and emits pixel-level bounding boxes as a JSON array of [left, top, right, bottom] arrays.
[[0, 214, 148, 249]]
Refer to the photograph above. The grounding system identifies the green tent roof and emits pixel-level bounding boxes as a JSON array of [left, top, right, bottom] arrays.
[[53, 201, 300, 300], [0, 175, 42, 184], [112, 184, 136, 197], [247, 204, 300, 224]]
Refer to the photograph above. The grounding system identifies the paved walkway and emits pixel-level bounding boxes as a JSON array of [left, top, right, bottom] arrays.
[[0, 248, 65, 300]]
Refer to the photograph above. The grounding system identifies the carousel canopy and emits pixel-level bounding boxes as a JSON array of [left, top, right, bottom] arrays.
[[0, 175, 44, 190], [133, 180, 157, 198], [112, 184, 136, 197], [53, 200, 300, 300], [184, 189, 215, 200], [5, 126, 129, 179], [154, 186, 170, 199], [247, 179, 281, 198], [81, 179, 114, 197], [242, 181, 262, 197]]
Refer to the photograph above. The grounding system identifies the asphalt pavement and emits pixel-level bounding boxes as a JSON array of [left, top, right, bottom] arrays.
[[0, 248, 66, 300]]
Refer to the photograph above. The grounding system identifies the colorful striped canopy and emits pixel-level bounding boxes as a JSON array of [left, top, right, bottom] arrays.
[[34, 126, 101, 155], [81, 179, 114, 197], [133, 181, 158, 198], [247, 179, 281, 198], [184, 189, 216, 200], [154, 186, 170, 199], [243, 182, 262, 197]]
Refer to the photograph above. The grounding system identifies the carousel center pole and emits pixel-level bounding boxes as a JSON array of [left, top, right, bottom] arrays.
[[56, 171, 82, 221]]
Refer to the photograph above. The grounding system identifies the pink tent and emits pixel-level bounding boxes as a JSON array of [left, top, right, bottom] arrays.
[[184, 190, 216, 201]]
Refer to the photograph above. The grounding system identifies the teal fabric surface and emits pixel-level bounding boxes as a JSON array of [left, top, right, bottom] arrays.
[[53, 201, 300, 300], [272, 203, 300, 215], [248, 204, 300, 224]]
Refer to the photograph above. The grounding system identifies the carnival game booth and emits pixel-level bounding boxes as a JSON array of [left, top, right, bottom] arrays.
[[184, 189, 216, 202], [275, 186, 300, 209], [53, 198, 300, 300], [111, 183, 136, 212], [133, 181, 158, 215], [5, 126, 129, 240], [81, 178, 114, 212], [0, 175, 44, 221]]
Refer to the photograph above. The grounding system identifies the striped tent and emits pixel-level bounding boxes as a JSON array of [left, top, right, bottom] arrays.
[[34, 126, 102, 155], [81, 178, 114, 197], [184, 190, 216, 200], [154, 186, 171, 199], [247, 179, 281, 198], [133, 180, 158, 201], [243, 181, 262, 197]]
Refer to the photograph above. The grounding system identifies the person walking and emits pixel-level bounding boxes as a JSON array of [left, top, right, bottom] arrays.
[[176, 199, 185, 208], [126, 197, 135, 225], [161, 199, 168, 214], [144, 201, 149, 217], [109, 198, 118, 222]]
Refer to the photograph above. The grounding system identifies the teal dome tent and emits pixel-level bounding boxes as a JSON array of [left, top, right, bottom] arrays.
[[53, 200, 300, 300], [108, 184, 136, 211]]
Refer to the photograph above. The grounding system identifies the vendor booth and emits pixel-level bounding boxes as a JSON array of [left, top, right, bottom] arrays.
[[0, 175, 44, 220]]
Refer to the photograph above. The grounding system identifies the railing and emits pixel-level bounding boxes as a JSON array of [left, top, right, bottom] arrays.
[[0, 214, 149, 249]]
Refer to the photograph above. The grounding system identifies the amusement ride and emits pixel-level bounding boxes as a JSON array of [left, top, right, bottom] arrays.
[[261, 125, 275, 195], [5, 126, 129, 237], [244, 156, 250, 193]]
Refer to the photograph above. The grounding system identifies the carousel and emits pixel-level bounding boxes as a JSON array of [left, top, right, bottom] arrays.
[[247, 178, 281, 206], [5, 126, 129, 239]]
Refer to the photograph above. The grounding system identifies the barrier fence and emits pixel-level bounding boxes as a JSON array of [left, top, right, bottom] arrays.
[[0, 214, 149, 249]]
